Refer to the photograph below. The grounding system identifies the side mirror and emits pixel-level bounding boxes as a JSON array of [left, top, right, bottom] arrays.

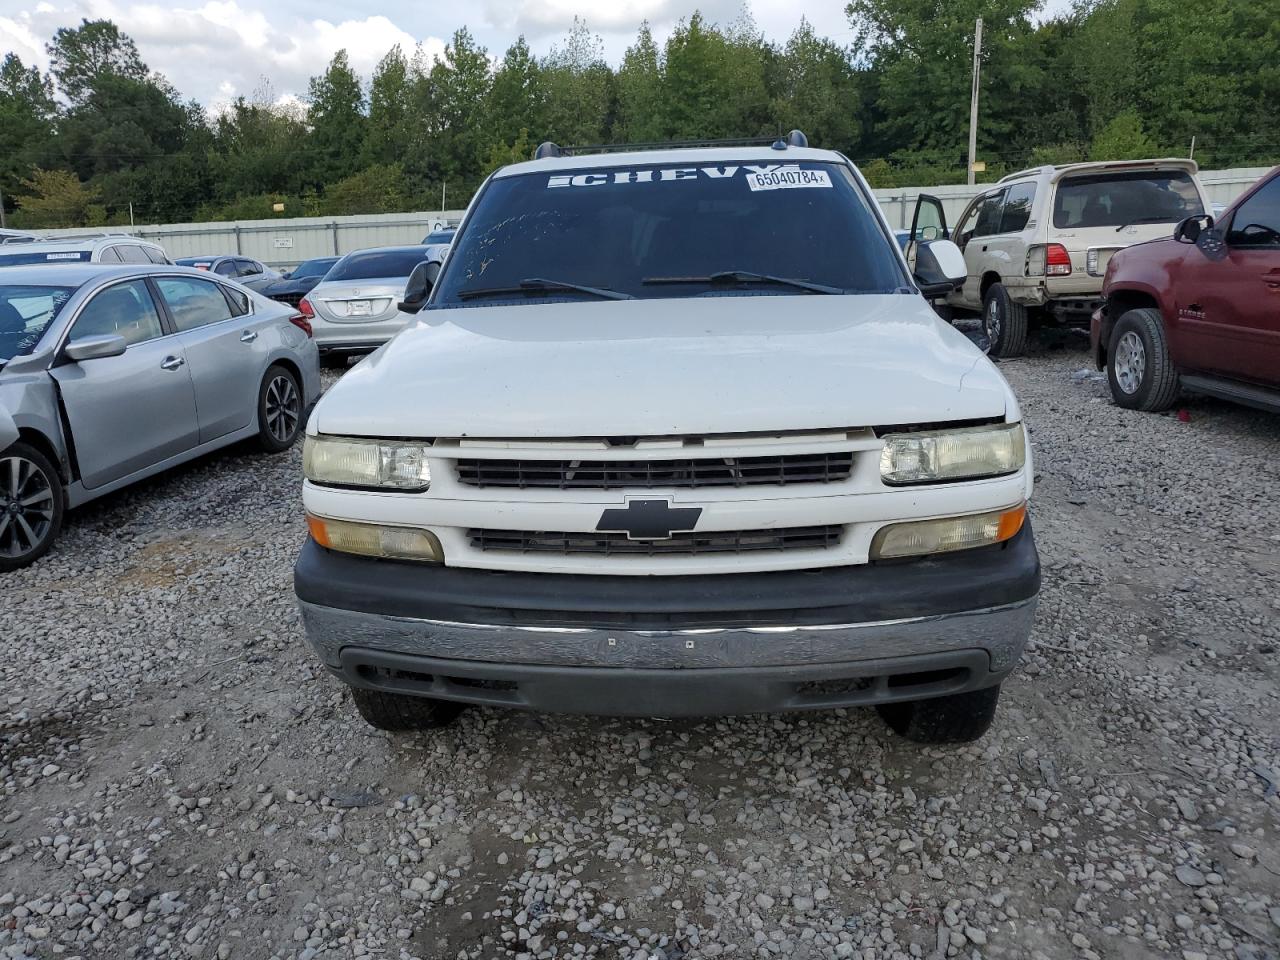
[[1174, 214, 1213, 244], [398, 260, 439, 315], [281, 271, 293, 280], [64, 334, 127, 362], [917, 225, 940, 242], [913, 239, 966, 297], [1195, 225, 1228, 262]]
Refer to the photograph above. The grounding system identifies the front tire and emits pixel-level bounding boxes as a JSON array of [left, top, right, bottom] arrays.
[[256, 364, 303, 453], [1106, 308, 1180, 412], [0, 441, 64, 572], [982, 283, 1029, 358], [876, 684, 1002, 744], [349, 686, 466, 731]]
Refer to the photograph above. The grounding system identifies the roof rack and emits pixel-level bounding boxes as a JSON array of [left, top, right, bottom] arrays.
[[21, 231, 137, 244], [533, 130, 809, 160]]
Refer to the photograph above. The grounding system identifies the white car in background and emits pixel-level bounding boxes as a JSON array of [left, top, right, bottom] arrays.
[[299, 244, 448, 367], [935, 159, 1212, 356], [0, 233, 170, 268]]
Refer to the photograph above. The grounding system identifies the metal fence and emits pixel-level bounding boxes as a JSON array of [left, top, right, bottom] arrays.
[[28, 164, 1273, 262], [35, 211, 467, 269], [870, 165, 1273, 229]]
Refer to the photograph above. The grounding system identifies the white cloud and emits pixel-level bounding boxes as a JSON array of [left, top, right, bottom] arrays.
[[0, 0, 446, 113]]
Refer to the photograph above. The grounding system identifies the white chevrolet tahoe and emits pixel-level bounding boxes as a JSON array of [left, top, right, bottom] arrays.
[[294, 132, 1041, 744]]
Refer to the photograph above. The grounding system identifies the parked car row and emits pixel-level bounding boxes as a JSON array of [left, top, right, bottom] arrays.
[[902, 159, 1279, 413]]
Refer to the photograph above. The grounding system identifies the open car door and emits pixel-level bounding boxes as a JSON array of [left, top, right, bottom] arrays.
[[905, 194, 949, 272]]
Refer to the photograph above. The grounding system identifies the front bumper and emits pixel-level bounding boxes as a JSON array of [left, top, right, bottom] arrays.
[[294, 524, 1040, 717]]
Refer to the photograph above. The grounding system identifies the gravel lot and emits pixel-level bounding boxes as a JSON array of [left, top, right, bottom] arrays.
[[2, 338, 1279, 960]]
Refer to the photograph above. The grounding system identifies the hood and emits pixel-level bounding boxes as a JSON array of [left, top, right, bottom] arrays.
[[314, 294, 1012, 438], [265, 275, 323, 297]]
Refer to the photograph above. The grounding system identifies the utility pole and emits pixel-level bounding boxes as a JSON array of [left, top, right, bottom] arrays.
[[967, 18, 984, 187], [129, 202, 135, 228], [1189, 136, 1196, 160], [440, 182, 447, 216], [0, 184, 6, 230]]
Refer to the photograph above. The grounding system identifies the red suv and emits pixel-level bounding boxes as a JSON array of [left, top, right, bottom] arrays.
[[1092, 166, 1280, 413]]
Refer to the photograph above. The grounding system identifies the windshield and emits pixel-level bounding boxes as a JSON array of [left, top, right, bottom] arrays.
[[0, 249, 92, 266], [327, 249, 431, 282], [0, 284, 79, 361], [293, 258, 337, 278], [431, 160, 907, 306], [1053, 170, 1203, 229]]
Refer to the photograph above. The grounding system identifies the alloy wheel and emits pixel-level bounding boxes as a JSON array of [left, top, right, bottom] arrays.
[[265, 375, 301, 444], [984, 297, 1002, 348], [0, 455, 56, 561], [1113, 331, 1146, 395]]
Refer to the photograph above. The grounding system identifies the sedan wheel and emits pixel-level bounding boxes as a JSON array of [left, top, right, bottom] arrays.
[[265, 374, 301, 444], [0, 443, 63, 570], [257, 364, 304, 453]]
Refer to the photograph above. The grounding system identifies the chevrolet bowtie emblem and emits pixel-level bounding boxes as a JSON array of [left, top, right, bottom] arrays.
[[596, 500, 703, 540]]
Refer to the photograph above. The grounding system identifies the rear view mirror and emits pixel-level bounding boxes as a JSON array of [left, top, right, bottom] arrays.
[[398, 260, 439, 315], [913, 239, 966, 297], [64, 334, 127, 362], [1174, 214, 1213, 244]]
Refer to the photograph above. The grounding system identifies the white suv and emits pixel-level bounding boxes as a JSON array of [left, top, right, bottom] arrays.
[[926, 159, 1211, 356], [0, 233, 170, 268], [294, 133, 1041, 744]]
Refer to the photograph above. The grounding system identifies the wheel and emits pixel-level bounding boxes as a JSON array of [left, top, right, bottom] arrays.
[[981, 283, 1029, 358], [349, 686, 466, 731], [876, 684, 1002, 744], [256, 364, 303, 453], [0, 441, 64, 572], [1106, 307, 1180, 412]]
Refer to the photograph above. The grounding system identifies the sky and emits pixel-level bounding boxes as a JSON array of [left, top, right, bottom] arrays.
[[0, 0, 860, 113]]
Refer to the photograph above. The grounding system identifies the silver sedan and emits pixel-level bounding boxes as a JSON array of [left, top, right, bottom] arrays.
[[0, 263, 321, 569]]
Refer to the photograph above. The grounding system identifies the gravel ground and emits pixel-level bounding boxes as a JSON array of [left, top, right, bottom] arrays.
[[2, 338, 1279, 960]]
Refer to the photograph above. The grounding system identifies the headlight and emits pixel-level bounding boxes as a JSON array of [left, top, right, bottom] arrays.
[[306, 514, 444, 562], [880, 422, 1025, 485], [871, 504, 1026, 560], [303, 435, 431, 490]]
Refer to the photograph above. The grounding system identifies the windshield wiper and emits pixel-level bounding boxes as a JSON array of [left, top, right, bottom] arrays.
[[456, 278, 633, 301], [1114, 216, 1175, 233], [641, 271, 848, 295]]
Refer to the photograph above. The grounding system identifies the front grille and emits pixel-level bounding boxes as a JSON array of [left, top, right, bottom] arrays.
[[469, 525, 842, 557], [455, 453, 855, 490], [269, 292, 304, 308]]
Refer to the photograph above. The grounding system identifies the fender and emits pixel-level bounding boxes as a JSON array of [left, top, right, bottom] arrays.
[[0, 398, 17, 451]]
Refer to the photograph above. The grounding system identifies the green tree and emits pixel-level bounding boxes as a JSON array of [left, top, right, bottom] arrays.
[[771, 19, 860, 152], [14, 168, 98, 227], [323, 163, 410, 214], [427, 28, 493, 183], [1089, 109, 1158, 160], [47, 19, 148, 105], [210, 90, 309, 203], [541, 19, 614, 146], [365, 46, 411, 167], [306, 50, 366, 187], [661, 12, 770, 141], [488, 38, 546, 150], [0, 55, 57, 215], [846, 0, 1044, 170], [614, 23, 665, 143]]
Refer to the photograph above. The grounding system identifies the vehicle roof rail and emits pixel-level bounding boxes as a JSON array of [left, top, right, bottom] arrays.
[[533, 132, 814, 160], [998, 166, 1053, 183], [25, 231, 137, 243]]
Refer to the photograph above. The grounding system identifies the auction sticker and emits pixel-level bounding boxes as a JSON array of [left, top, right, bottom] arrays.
[[747, 168, 832, 192]]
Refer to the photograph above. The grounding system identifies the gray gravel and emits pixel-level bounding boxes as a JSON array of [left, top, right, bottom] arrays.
[[2, 341, 1279, 960]]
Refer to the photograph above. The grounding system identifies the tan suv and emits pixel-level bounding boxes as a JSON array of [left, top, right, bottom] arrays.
[[912, 160, 1211, 357]]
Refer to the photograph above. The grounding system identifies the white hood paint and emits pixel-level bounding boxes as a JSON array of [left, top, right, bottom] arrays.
[[315, 295, 1013, 438]]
